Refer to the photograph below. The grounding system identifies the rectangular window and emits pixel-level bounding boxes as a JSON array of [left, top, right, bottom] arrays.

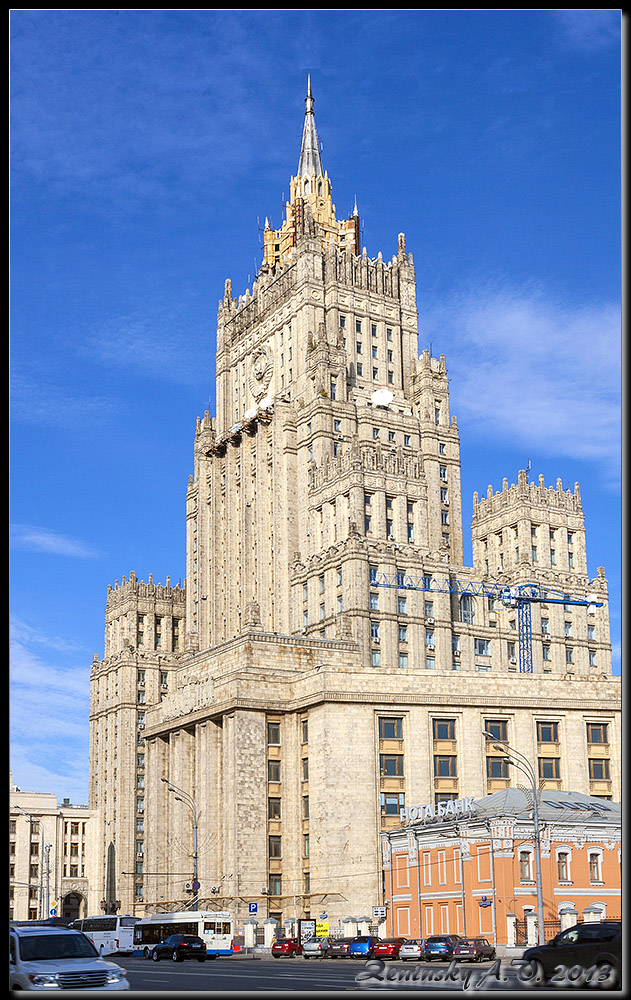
[[268, 798, 281, 820], [486, 756, 510, 779], [537, 721, 559, 743], [538, 757, 560, 780], [588, 758, 610, 781], [398, 626, 408, 642], [485, 719, 507, 742], [434, 755, 457, 777], [380, 792, 405, 815], [268, 835, 281, 858], [267, 760, 280, 782], [587, 723, 608, 744], [398, 597, 407, 614], [398, 653, 408, 669], [380, 754, 404, 776], [269, 876, 282, 896], [433, 718, 455, 741], [371, 648, 381, 667], [379, 717, 403, 739], [267, 721, 281, 745], [474, 638, 491, 656]]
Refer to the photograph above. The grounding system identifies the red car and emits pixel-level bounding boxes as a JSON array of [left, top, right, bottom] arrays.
[[371, 937, 408, 960], [271, 937, 302, 958]]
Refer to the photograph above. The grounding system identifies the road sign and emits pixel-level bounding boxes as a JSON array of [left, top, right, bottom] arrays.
[[191, 880, 200, 891], [248, 902, 257, 914], [50, 908, 57, 916], [373, 906, 387, 919]]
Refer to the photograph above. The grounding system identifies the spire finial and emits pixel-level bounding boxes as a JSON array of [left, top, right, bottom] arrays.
[[297, 74, 323, 178]]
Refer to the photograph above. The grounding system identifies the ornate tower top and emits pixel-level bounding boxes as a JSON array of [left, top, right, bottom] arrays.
[[262, 77, 360, 271]]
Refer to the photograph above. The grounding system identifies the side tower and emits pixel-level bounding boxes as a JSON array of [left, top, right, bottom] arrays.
[[89, 573, 186, 912], [471, 471, 612, 680]]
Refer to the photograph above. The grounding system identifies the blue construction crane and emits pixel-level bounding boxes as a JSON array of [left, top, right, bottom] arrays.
[[368, 570, 604, 674]]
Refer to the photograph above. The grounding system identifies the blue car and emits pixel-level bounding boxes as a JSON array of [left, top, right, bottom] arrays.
[[349, 936, 377, 959], [424, 935, 461, 961]]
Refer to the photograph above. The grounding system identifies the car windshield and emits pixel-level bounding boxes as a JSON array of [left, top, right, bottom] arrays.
[[19, 933, 99, 962]]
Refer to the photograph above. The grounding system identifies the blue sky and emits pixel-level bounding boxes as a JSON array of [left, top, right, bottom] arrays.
[[10, 10, 621, 805]]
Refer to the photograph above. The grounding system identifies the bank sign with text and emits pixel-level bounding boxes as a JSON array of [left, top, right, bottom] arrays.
[[400, 796, 475, 823]]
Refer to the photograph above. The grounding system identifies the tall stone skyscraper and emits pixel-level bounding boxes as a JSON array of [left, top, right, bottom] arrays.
[[89, 80, 620, 925]]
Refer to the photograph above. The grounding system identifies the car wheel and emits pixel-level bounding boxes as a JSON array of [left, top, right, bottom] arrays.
[[152, 950, 160, 962], [591, 962, 619, 990], [143, 947, 152, 959], [197, 957, 206, 963], [172, 949, 181, 962], [272, 954, 281, 959], [303, 955, 309, 960]]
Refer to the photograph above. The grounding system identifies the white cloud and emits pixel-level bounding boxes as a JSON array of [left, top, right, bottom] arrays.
[[10, 622, 91, 803], [11, 523, 104, 558], [421, 284, 621, 484]]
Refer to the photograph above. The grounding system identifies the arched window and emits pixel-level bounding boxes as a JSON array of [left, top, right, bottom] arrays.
[[555, 845, 572, 883]]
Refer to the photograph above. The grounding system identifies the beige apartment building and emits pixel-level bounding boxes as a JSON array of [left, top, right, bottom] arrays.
[[88, 80, 620, 929], [9, 776, 99, 921]]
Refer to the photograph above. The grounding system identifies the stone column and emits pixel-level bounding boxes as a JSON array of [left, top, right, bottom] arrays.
[[264, 918, 278, 948], [343, 917, 358, 939], [582, 905, 603, 923], [559, 907, 578, 931], [525, 911, 537, 946], [244, 919, 258, 949], [506, 912, 517, 947]]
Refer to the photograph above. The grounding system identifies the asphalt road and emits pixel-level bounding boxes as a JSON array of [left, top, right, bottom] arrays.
[[115, 955, 531, 992]]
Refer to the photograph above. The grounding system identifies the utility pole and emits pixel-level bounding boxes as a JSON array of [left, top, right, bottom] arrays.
[[161, 779, 199, 910]]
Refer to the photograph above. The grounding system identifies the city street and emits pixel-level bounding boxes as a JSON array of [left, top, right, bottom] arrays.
[[116, 955, 531, 992]]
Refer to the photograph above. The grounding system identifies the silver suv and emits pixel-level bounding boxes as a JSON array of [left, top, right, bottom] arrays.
[[9, 924, 130, 991]]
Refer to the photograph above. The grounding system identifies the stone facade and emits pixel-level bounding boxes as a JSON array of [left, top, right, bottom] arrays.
[[9, 776, 98, 921], [88, 82, 620, 928]]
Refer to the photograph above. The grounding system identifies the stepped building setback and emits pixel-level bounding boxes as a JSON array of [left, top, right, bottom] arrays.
[[89, 79, 620, 931]]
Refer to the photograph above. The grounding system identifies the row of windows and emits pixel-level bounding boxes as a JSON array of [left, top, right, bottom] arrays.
[[379, 717, 610, 744]]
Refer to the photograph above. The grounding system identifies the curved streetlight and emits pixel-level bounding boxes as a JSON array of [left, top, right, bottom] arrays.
[[161, 778, 199, 910], [482, 732, 545, 945]]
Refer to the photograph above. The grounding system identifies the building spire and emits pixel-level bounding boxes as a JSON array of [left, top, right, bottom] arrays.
[[297, 74, 323, 178]]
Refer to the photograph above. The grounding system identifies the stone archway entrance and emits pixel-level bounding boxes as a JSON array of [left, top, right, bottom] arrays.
[[62, 892, 84, 921]]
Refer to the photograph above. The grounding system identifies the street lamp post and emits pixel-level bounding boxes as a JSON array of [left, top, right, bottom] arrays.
[[161, 778, 199, 910], [482, 732, 545, 946]]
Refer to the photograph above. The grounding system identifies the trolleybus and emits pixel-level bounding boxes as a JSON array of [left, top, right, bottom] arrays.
[[69, 914, 140, 955], [133, 911, 234, 958]]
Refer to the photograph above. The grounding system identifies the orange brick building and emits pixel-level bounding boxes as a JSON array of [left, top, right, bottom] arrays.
[[381, 789, 620, 950]]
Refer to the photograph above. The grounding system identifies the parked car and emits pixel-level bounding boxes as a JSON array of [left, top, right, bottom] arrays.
[[424, 934, 462, 961], [398, 938, 427, 962], [9, 924, 130, 990], [325, 936, 353, 958], [372, 937, 408, 960], [302, 936, 332, 959], [349, 935, 377, 959], [522, 921, 621, 988], [151, 934, 206, 962], [271, 937, 302, 958], [453, 938, 496, 962]]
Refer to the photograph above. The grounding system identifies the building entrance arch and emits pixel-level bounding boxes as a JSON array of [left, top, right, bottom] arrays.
[[62, 892, 84, 922]]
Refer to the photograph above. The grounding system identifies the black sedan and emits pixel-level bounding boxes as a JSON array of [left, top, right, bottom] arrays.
[[151, 934, 207, 962], [521, 921, 620, 988]]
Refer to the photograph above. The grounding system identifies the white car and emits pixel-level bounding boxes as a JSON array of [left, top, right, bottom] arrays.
[[9, 924, 130, 990]]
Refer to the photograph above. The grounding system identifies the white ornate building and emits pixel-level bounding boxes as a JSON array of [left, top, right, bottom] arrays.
[[88, 80, 620, 929]]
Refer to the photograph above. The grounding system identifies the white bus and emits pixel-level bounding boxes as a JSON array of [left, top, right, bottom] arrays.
[[133, 911, 234, 958], [70, 914, 140, 955]]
